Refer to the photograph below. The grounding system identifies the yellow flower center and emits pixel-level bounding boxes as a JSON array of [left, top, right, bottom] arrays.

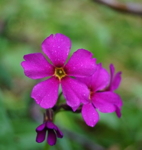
[[54, 67, 67, 80]]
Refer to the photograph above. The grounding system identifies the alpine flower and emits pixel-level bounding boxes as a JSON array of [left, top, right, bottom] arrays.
[[21, 33, 97, 110], [78, 64, 123, 127], [36, 121, 63, 146]]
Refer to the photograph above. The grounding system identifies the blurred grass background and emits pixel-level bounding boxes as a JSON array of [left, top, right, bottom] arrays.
[[0, 0, 142, 150]]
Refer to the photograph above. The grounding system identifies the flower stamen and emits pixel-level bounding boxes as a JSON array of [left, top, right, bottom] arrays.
[[89, 89, 94, 100], [54, 67, 66, 80]]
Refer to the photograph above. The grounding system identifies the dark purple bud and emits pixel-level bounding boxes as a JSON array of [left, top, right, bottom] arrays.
[[47, 129, 57, 146], [35, 121, 63, 146], [36, 129, 46, 143], [46, 121, 63, 138]]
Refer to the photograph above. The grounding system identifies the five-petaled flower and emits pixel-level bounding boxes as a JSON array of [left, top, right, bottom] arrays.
[[78, 64, 123, 127], [36, 121, 63, 146], [21, 33, 97, 111]]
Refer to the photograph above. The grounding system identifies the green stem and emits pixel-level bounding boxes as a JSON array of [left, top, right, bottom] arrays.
[[44, 142, 50, 150]]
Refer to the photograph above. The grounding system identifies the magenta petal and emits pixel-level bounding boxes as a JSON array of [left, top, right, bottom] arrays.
[[109, 64, 122, 91], [76, 64, 109, 91], [96, 92, 122, 106], [42, 33, 71, 66], [47, 130, 57, 146], [21, 53, 54, 79], [115, 105, 122, 118], [36, 130, 46, 143], [114, 94, 123, 107], [92, 92, 116, 113], [82, 103, 99, 127], [111, 72, 122, 90], [110, 64, 115, 77], [36, 123, 46, 132], [31, 77, 59, 109], [75, 76, 92, 89], [91, 64, 110, 91], [61, 77, 89, 111], [94, 101, 116, 113], [64, 49, 97, 77]]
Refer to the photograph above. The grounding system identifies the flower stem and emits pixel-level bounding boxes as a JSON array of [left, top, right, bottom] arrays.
[[44, 142, 50, 150]]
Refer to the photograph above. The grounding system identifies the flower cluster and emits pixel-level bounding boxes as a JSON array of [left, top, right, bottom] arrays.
[[21, 33, 122, 145]]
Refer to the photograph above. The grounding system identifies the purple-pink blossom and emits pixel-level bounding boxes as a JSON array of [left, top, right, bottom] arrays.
[[78, 64, 123, 127], [21, 33, 97, 110]]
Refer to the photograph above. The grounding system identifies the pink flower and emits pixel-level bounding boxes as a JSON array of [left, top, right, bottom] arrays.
[[21, 33, 97, 110], [79, 64, 123, 127]]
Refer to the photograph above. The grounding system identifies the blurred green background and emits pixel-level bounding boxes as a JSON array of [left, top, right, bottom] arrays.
[[0, 0, 142, 150]]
